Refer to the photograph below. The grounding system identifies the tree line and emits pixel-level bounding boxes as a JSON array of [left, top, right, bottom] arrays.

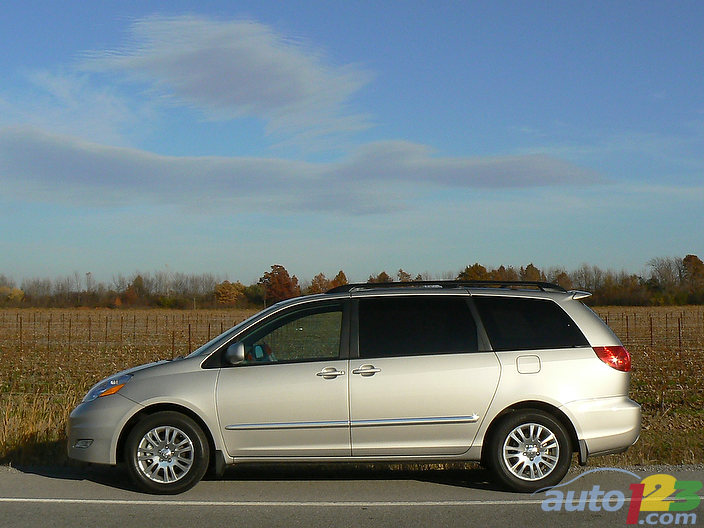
[[1, 255, 703, 308]]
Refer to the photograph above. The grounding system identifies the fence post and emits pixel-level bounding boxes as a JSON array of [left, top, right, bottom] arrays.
[[665, 313, 669, 345], [649, 315, 653, 348]]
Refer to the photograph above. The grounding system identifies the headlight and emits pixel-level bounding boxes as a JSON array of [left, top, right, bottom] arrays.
[[83, 374, 133, 402]]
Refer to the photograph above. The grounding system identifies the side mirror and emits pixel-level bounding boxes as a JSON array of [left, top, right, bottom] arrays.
[[224, 342, 245, 366]]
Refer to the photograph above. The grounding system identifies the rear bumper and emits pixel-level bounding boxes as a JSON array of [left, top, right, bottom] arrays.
[[561, 396, 641, 459]]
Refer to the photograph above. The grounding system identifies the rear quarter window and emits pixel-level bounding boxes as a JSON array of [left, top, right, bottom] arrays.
[[473, 296, 589, 351]]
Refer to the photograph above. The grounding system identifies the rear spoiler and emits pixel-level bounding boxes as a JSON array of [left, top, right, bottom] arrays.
[[570, 290, 592, 300]]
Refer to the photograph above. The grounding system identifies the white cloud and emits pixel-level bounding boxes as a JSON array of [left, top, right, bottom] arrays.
[[0, 127, 604, 215], [515, 122, 704, 180], [0, 70, 152, 147], [336, 141, 601, 187], [0, 126, 317, 208], [81, 15, 372, 139]]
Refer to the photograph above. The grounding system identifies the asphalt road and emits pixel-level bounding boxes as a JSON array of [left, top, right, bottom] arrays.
[[1, 464, 702, 527]]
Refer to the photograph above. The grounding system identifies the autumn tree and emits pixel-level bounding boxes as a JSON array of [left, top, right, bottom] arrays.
[[215, 280, 245, 306], [489, 265, 519, 281], [329, 270, 348, 289], [547, 268, 573, 290], [520, 263, 546, 282], [0, 275, 23, 306], [122, 274, 148, 306], [683, 254, 704, 302], [0, 285, 24, 305], [243, 284, 266, 307], [259, 265, 301, 304], [457, 263, 489, 281], [683, 255, 704, 288], [397, 269, 412, 282], [306, 273, 331, 294], [368, 271, 392, 283]]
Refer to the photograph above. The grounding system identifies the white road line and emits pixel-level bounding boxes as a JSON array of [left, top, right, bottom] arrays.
[[1, 496, 702, 507], [0, 497, 546, 506]]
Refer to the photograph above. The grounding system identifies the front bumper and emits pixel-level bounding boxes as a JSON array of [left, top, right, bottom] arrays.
[[67, 393, 140, 465]]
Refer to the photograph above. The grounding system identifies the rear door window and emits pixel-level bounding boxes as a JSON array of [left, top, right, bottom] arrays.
[[473, 296, 588, 351], [357, 296, 478, 358]]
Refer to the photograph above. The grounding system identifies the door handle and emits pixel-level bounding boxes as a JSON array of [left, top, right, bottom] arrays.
[[352, 365, 381, 376], [316, 367, 345, 379]]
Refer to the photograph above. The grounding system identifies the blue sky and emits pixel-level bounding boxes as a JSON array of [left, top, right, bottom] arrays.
[[1, 1, 702, 285]]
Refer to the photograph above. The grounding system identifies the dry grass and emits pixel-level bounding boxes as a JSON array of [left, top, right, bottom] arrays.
[[590, 306, 704, 467], [0, 306, 702, 467], [0, 308, 255, 465]]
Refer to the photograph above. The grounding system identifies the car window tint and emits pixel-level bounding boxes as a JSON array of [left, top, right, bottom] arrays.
[[241, 304, 343, 364], [358, 297, 478, 358], [473, 296, 589, 351]]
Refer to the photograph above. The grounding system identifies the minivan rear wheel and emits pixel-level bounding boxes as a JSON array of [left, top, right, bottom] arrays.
[[488, 410, 572, 492], [125, 411, 209, 494]]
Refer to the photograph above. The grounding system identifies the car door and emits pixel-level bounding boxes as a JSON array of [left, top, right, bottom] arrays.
[[216, 300, 351, 457], [349, 294, 500, 456]]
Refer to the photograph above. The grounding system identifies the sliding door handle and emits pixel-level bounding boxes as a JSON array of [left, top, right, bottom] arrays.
[[352, 365, 381, 376]]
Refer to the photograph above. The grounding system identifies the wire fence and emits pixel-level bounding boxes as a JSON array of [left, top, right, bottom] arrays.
[[594, 307, 704, 411], [1, 307, 703, 410], [595, 307, 704, 351], [0, 309, 255, 395], [0, 309, 257, 354]]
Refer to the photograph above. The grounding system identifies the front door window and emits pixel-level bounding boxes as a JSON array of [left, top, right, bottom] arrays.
[[241, 306, 343, 364]]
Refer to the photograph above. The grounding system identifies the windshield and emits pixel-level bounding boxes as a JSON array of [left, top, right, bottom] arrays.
[[186, 301, 294, 358], [185, 325, 241, 358]]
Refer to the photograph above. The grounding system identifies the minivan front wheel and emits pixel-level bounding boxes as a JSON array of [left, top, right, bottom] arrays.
[[125, 411, 209, 494], [488, 410, 572, 492]]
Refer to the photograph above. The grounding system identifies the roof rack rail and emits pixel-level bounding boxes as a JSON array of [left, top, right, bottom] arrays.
[[325, 280, 567, 294]]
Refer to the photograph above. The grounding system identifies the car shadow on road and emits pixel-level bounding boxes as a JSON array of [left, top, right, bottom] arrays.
[[14, 461, 504, 493], [14, 463, 136, 492], [218, 462, 505, 490]]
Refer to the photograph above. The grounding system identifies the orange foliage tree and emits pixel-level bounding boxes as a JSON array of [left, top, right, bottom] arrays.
[[259, 265, 301, 304]]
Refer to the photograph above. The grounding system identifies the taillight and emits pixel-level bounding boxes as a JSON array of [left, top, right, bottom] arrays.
[[593, 346, 631, 372]]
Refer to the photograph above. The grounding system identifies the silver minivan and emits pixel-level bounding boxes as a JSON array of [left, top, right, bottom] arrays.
[[67, 281, 641, 494]]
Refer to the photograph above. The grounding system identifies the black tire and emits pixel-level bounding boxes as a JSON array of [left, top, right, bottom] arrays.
[[487, 410, 572, 493], [125, 411, 210, 494]]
